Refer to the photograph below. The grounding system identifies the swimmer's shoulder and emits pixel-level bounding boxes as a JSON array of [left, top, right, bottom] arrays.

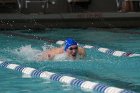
[[49, 47, 64, 54], [42, 47, 63, 54], [78, 47, 86, 58], [38, 47, 64, 61]]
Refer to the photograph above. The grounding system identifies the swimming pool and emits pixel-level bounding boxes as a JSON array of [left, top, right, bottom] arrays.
[[0, 28, 140, 93]]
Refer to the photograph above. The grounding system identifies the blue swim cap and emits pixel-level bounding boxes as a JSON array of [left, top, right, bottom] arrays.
[[64, 38, 77, 51]]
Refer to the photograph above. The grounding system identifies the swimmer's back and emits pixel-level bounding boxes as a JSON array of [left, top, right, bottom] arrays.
[[38, 47, 64, 60], [46, 47, 64, 55], [38, 47, 85, 61]]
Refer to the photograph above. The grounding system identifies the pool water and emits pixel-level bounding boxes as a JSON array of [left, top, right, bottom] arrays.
[[0, 28, 140, 93]]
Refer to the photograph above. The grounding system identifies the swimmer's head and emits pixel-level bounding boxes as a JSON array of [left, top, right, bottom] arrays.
[[64, 38, 77, 51]]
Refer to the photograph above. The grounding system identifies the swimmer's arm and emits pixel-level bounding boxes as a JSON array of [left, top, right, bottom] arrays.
[[78, 47, 86, 58]]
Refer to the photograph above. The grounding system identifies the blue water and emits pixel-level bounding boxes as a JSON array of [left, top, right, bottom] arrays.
[[0, 28, 140, 93]]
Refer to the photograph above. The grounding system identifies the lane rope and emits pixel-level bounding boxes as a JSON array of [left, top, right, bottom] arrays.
[[2, 32, 139, 57], [56, 40, 140, 57], [0, 60, 135, 93]]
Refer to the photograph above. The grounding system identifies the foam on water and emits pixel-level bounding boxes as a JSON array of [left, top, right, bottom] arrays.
[[12, 44, 72, 62], [13, 45, 42, 61]]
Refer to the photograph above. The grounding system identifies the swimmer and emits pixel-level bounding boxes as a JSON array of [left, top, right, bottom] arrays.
[[38, 38, 85, 61]]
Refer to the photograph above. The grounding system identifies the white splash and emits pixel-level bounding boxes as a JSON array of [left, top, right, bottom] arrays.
[[12, 44, 75, 62], [14, 45, 42, 61]]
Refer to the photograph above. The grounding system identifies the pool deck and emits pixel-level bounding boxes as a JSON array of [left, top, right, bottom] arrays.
[[0, 12, 140, 30]]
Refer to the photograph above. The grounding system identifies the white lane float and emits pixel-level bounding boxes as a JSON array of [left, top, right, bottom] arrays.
[[0, 60, 135, 93]]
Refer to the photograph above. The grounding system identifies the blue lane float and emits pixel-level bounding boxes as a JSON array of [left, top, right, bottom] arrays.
[[56, 40, 140, 57], [0, 61, 135, 93]]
